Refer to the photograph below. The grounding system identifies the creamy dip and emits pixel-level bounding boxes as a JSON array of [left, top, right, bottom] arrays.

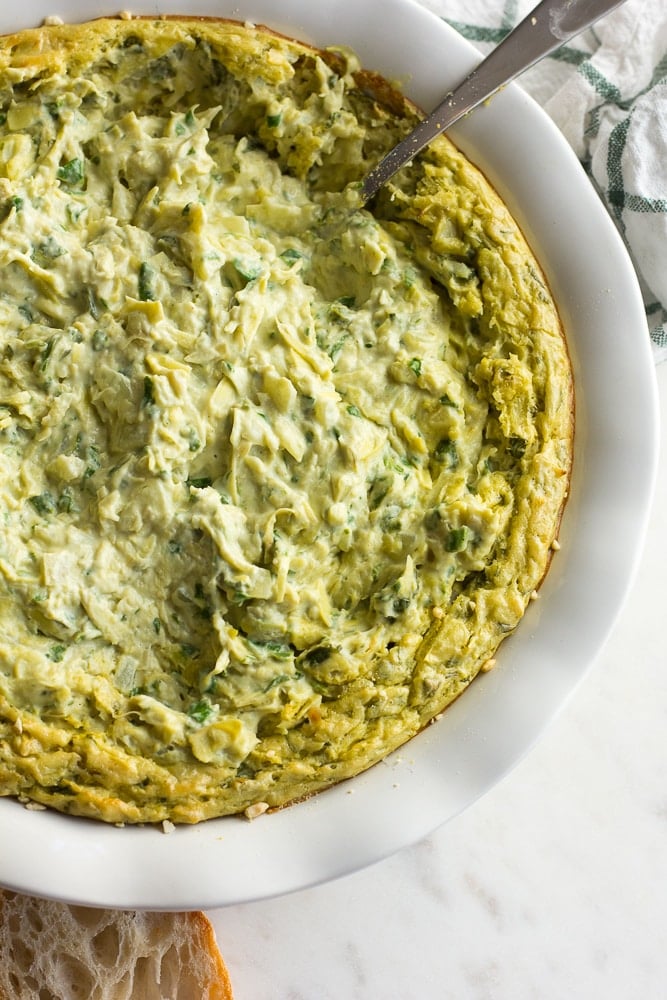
[[0, 17, 572, 822]]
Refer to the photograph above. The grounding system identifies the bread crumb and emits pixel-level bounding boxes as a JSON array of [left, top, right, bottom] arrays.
[[551, 538, 561, 551], [24, 801, 47, 811], [244, 801, 269, 821], [529, 590, 540, 601], [481, 657, 497, 673], [431, 606, 444, 619], [43, 15, 64, 26], [118, 9, 133, 19], [161, 820, 175, 834]]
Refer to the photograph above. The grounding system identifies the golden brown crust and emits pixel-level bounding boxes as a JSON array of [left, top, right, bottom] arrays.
[[189, 911, 235, 1000]]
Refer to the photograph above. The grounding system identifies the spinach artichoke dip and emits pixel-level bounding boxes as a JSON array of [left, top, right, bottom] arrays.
[[0, 16, 573, 824]]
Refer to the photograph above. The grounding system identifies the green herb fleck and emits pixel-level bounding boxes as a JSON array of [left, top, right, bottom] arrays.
[[280, 248, 304, 265], [48, 645, 67, 663], [446, 526, 470, 552], [233, 258, 263, 283], [149, 55, 174, 82], [29, 492, 56, 516], [264, 673, 291, 692], [84, 286, 103, 320], [253, 639, 293, 660], [83, 445, 100, 478], [187, 699, 213, 724], [40, 337, 55, 371], [368, 476, 390, 511], [328, 335, 349, 361], [392, 597, 410, 616], [92, 329, 107, 351], [31, 236, 66, 268], [181, 643, 200, 660], [57, 487, 76, 514], [380, 506, 402, 532], [408, 357, 422, 377], [45, 99, 64, 119], [138, 262, 156, 301], [142, 376, 155, 408], [57, 158, 85, 188], [403, 266, 418, 288], [434, 438, 458, 468], [67, 202, 85, 224], [187, 476, 212, 490]]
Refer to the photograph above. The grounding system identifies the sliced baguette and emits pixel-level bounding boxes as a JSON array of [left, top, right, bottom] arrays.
[[0, 890, 233, 1000]]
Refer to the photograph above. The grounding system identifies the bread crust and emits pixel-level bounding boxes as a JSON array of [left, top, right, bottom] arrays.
[[0, 889, 233, 999]]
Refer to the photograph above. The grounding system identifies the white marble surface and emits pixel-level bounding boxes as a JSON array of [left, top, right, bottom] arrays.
[[208, 361, 666, 997]]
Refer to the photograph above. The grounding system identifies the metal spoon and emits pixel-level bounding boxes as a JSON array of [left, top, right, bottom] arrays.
[[360, 0, 627, 204]]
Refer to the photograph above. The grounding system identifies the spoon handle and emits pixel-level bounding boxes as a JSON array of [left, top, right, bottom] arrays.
[[361, 0, 627, 202]]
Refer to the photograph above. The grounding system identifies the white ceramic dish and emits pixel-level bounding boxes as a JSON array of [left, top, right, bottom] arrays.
[[0, 0, 658, 911]]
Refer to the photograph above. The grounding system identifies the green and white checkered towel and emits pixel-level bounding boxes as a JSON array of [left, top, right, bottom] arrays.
[[418, 0, 667, 362]]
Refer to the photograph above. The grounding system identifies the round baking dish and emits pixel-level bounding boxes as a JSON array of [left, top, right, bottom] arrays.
[[0, 0, 657, 909]]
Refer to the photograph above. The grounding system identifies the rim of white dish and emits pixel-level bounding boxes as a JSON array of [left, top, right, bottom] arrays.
[[0, 0, 659, 910]]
